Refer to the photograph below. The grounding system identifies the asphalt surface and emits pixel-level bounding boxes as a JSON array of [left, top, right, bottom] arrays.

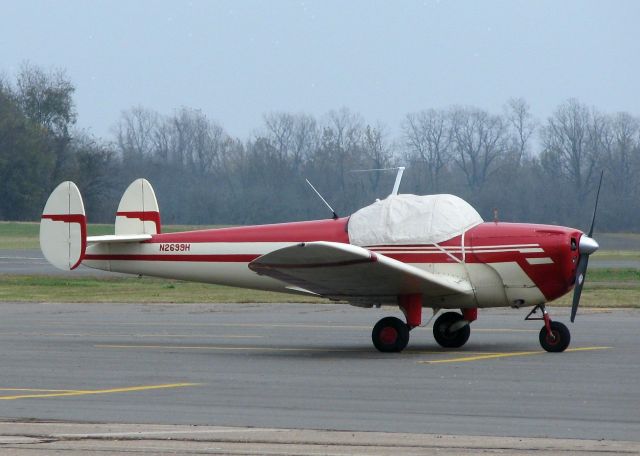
[[0, 250, 115, 276], [2, 422, 639, 455], [0, 302, 638, 443]]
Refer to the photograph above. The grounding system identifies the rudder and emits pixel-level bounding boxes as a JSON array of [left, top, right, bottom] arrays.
[[40, 181, 87, 270], [115, 178, 161, 235]]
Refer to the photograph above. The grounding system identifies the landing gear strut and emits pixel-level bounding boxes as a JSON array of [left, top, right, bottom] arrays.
[[371, 294, 421, 353], [371, 296, 478, 352], [526, 304, 571, 352]]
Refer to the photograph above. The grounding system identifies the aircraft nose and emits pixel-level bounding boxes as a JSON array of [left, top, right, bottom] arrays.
[[579, 235, 599, 255]]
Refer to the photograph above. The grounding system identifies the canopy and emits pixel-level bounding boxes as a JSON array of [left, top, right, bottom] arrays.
[[348, 194, 483, 246]]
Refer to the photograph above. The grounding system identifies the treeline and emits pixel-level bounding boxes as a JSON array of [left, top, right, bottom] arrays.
[[2, 64, 640, 231]]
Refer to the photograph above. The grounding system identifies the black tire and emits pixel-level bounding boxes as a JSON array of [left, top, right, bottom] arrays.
[[539, 321, 571, 352], [433, 312, 471, 348], [372, 316, 410, 353]]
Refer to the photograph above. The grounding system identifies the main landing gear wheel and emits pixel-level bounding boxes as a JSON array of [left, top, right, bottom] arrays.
[[433, 312, 471, 348], [539, 321, 571, 353], [372, 316, 410, 353]]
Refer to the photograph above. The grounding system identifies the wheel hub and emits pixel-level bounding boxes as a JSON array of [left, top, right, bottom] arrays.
[[545, 330, 560, 345], [379, 327, 398, 345]]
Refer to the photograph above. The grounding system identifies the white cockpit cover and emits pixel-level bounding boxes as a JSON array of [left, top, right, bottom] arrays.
[[348, 194, 483, 246]]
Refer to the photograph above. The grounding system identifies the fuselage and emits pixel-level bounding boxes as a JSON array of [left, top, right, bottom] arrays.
[[83, 217, 582, 309]]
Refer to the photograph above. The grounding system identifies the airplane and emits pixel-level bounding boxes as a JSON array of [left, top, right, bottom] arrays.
[[39, 172, 602, 353]]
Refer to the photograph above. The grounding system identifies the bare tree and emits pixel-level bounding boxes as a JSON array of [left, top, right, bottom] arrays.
[[263, 112, 294, 162], [114, 106, 159, 162], [504, 98, 536, 165], [403, 109, 451, 192], [540, 99, 603, 193], [263, 112, 319, 169], [316, 108, 365, 195], [602, 112, 640, 199], [450, 107, 508, 192], [362, 123, 393, 192]]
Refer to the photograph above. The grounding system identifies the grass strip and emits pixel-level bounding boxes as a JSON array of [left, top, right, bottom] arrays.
[[0, 274, 326, 304], [587, 268, 640, 282], [593, 250, 640, 260], [0, 273, 637, 306]]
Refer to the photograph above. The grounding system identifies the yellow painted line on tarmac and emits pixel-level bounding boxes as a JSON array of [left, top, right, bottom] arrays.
[[0, 383, 200, 400], [0, 388, 79, 393], [419, 346, 612, 364], [0, 332, 263, 339], [406, 350, 503, 355]]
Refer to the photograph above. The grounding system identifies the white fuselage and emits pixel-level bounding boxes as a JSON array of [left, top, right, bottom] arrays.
[[84, 238, 548, 309]]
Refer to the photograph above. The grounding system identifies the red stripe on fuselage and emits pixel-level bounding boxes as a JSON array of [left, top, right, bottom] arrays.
[[84, 254, 259, 262]]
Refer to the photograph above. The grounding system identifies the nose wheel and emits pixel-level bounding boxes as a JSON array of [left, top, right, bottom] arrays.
[[526, 304, 571, 352], [539, 321, 570, 352]]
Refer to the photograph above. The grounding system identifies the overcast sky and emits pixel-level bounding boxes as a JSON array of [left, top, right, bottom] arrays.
[[2, 0, 639, 140]]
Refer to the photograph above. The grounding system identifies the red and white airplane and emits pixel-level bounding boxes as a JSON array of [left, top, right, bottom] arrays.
[[40, 174, 601, 353]]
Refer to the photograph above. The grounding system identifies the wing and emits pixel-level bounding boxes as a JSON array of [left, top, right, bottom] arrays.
[[248, 241, 473, 305]]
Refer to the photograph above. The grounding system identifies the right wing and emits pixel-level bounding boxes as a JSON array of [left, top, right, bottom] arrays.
[[249, 241, 473, 305]]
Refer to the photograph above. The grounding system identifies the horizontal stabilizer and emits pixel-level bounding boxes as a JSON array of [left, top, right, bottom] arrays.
[[115, 178, 161, 235], [40, 181, 87, 270], [87, 234, 152, 244], [249, 241, 473, 304]]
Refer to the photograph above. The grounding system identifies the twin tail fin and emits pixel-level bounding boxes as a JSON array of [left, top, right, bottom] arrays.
[[40, 181, 87, 270], [39, 178, 161, 271]]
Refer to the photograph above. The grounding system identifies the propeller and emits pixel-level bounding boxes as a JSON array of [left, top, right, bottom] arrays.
[[570, 171, 603, 322]]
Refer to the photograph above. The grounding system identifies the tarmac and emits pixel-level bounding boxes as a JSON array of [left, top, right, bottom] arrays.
[[2, 421, 639, 455], [0, 301, 639, 455]]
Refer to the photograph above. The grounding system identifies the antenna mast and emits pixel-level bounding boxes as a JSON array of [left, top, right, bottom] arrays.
[[350, 166, 406, 197], [391, 166, 405, 196], [305, 179, 338, 219]]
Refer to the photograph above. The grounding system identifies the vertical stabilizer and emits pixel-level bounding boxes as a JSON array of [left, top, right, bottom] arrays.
[[40, 181, 87, 270], [115, 178, 161, 235]]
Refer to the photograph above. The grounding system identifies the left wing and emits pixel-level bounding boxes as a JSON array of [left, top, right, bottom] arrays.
[[248, 241, 473, 305]]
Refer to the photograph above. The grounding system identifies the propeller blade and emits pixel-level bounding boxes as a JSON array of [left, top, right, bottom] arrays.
[[588, 171, 604, 237], [571, 254, 590, 322], [571, 171, 603, 323]]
